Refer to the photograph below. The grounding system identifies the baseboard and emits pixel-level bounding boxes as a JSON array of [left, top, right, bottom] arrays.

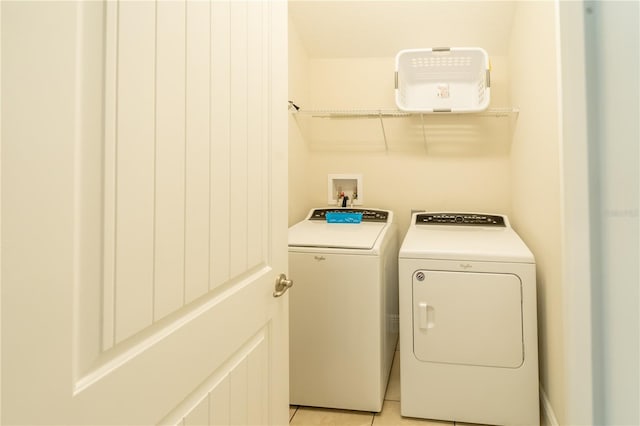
[[540, 385, 560, 426]]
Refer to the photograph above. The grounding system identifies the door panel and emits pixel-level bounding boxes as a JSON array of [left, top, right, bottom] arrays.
[[229, 0, 249, 278], [154, 0, 187, 321], [112, 0, 157, 345], [1, 0, 288, 424], [412, 270, 523, 368], [184, 0, 212, 305], [210, 0, 232, 292], [158, 327, 269, 426]]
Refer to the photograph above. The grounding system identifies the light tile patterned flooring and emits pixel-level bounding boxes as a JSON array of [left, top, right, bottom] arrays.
[[289, 350, 484, 426]]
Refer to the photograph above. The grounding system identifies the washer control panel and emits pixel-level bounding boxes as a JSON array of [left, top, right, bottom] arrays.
[[416, 213, 505, 227], [310, 208, 389, 222]]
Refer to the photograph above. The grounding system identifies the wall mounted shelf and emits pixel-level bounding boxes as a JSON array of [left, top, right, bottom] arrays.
[[293, 107, 518, 119], [291, 107, 519, 154]]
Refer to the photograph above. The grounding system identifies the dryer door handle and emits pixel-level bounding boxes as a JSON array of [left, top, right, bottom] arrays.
[[418, 302, 435, 330]]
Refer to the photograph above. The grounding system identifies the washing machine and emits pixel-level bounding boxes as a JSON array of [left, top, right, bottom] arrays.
[[288, 208, 398, 412], [398, 212, 539, 426]]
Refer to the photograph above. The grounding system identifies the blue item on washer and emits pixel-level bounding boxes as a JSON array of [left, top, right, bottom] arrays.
[[326, 212, 363, 223]]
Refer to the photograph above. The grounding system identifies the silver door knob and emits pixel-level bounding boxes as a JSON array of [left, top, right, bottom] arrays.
[[273, 273, 293, 297]]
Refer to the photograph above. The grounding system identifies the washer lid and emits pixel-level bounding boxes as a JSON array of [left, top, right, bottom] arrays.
[[288, 220, 387, 250], [400, 224, 534, 263]]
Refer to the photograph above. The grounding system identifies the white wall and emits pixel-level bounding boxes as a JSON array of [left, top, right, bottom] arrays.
[[288, 17, 313, 226], [508, 2, 566, 424], [288, 49, 514, 235]]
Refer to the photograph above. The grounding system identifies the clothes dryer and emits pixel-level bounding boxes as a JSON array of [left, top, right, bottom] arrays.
[[289, 208, 398, 412], [398, 212, 539, 425]]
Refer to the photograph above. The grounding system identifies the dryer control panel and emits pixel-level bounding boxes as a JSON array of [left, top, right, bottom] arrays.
[[416, 213, 505, 227], [310, 208, 389, 222]]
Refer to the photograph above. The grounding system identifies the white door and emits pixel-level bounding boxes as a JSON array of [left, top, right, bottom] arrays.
[[1, 0, 289, 424]]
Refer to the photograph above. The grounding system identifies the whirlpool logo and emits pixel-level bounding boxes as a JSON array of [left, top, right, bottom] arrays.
[[460, 263, 473, 270]]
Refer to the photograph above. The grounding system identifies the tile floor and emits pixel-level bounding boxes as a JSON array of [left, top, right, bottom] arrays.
[[288, 350, 483, 426]]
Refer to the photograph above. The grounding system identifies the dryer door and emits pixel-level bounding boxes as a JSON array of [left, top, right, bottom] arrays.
[[412, 270, 523, 368]]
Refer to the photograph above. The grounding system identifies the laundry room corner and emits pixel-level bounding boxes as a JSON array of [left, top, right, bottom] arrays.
[[288, 13, 313, 227]]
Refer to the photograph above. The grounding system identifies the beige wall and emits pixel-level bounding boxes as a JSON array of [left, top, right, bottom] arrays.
[[288, 48, 514, 235], [288, 17, 313, 226], [508, 2, 566, 425]]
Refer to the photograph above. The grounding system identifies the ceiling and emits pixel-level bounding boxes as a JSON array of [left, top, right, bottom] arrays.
[[289, 0, 518, 58]]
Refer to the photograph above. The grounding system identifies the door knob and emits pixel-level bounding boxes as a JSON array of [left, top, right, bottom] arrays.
[[273, 273, 293, 297]]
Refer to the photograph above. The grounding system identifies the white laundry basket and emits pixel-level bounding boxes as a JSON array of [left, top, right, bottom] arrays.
[[395, 47, 490, 113]]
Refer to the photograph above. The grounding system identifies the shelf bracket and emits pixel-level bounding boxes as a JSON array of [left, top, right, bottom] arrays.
[[378, 111, 389, 152], [420, 113, 428, 153]]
